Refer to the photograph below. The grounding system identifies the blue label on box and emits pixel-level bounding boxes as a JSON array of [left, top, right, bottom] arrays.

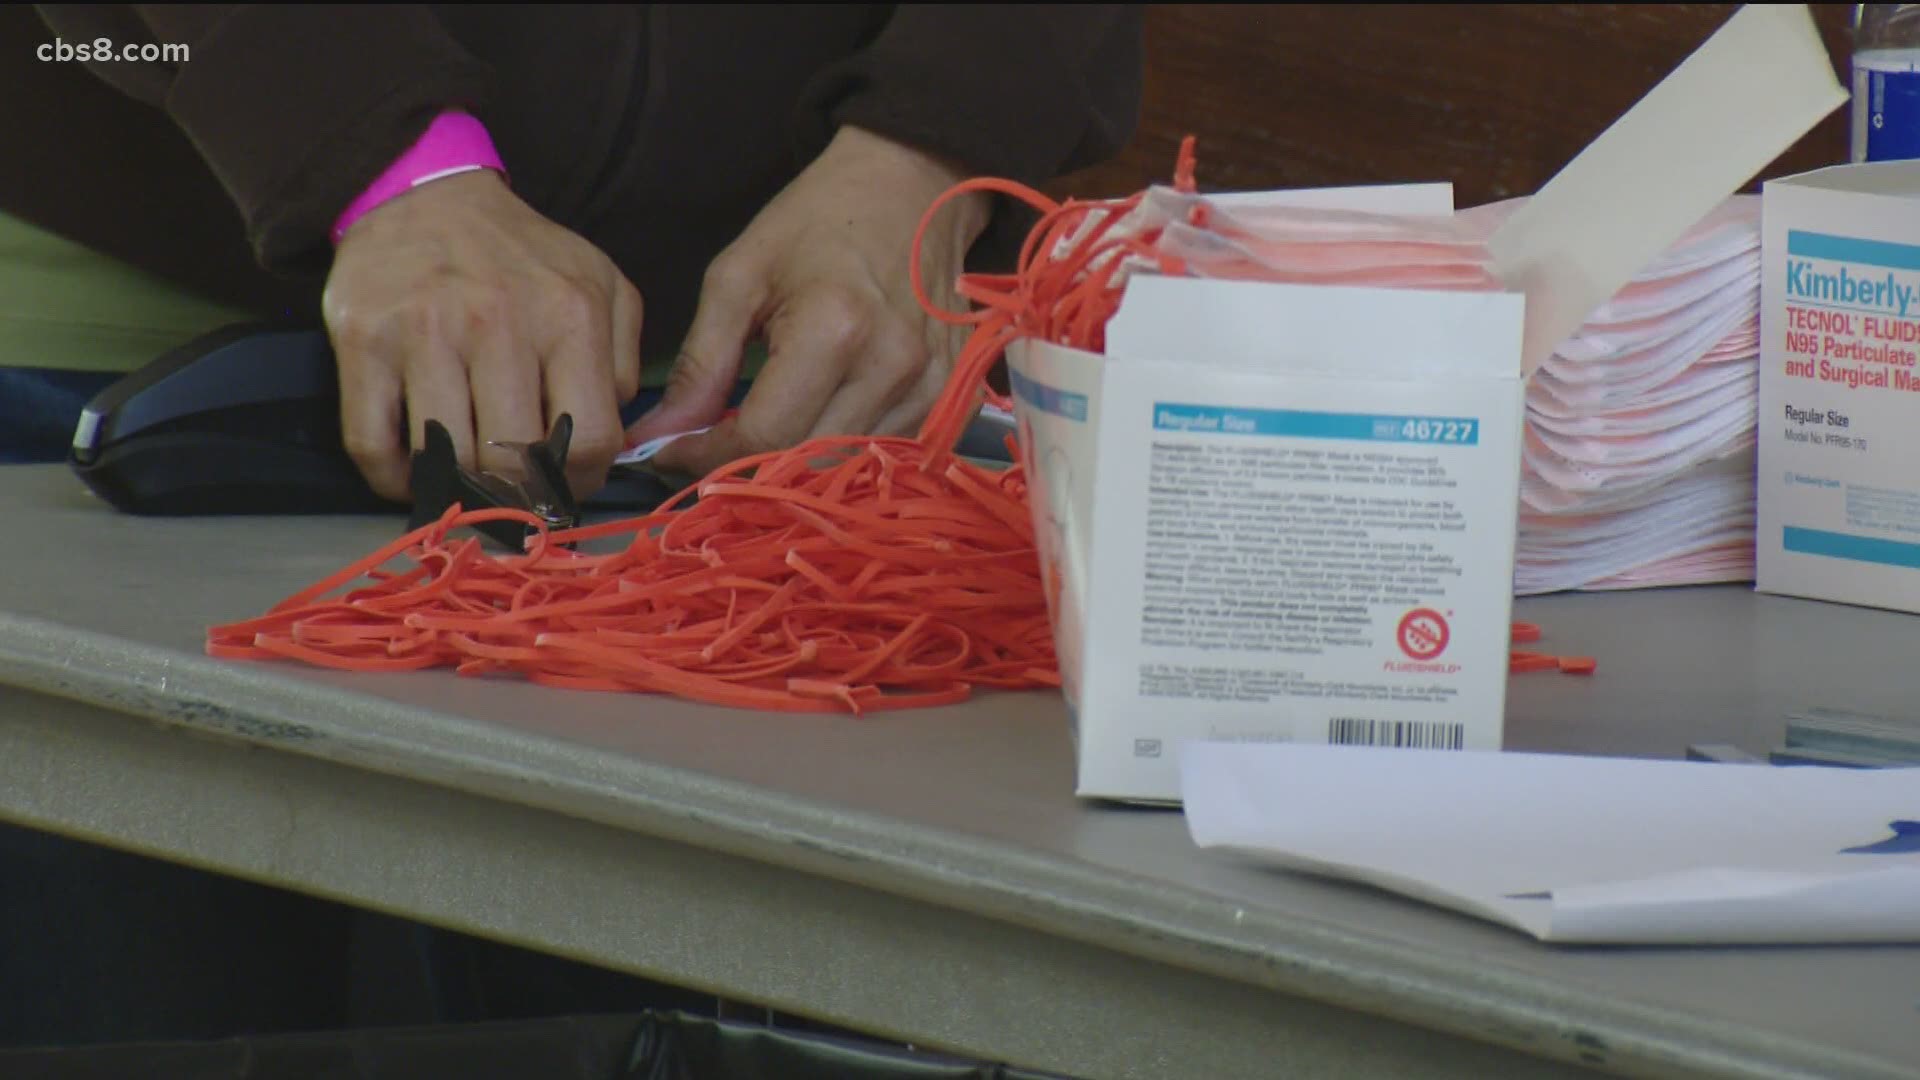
[[1009, 368, 1088, 422], [1860, 67, 1920, 162], [1151, 403, 1479, 444], [1783, 526, 1920, 570]]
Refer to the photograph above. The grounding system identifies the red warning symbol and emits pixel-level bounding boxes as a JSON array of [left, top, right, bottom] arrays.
[[1396, 608, 1450, 661]]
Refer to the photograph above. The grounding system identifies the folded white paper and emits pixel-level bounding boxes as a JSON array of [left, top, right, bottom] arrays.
[[1182, 742, 1920, 944], [1485, 3, 1844, 376], [612, 425, 713, 466]]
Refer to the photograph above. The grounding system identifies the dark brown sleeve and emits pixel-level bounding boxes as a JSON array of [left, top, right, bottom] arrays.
[[792, 4, 1144, 185], [33, 4, 495, 276]]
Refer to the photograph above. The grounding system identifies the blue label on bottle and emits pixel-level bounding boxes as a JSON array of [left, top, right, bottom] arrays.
[[1863, 68, 1920, 162]]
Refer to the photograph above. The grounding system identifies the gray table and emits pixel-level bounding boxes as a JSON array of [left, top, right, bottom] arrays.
[[0, 464, 1914, 1080]]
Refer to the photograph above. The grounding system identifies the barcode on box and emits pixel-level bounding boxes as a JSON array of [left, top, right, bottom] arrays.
[[1327, 717, 1465, 750]]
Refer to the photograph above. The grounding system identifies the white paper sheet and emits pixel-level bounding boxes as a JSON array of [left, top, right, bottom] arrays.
[[613, 425, 713, 466], [1182, 742, 1920, 944], [1485, 4, 1845, 376]]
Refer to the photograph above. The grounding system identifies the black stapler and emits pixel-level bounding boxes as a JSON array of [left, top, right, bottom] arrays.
[[68, 323, 680, 527]]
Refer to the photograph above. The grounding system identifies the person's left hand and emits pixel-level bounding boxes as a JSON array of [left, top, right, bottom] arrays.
[[624, 125, 991, 477]]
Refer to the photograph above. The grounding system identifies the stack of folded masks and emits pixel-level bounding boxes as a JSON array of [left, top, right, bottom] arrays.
[[1081, 186, 1502, 292], [1070, 186, 1759, 595], [1469, 197, 1761, 594]]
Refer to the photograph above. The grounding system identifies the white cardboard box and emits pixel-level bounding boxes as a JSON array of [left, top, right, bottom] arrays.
[[1001, 5, 1845, 802], [1759, 162, 1920, 614], [1008, 277, 1526, 802]]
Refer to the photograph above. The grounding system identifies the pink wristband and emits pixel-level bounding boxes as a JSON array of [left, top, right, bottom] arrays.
[[330, 110, 506, 245]]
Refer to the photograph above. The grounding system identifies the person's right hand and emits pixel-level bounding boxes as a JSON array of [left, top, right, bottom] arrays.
[[322, 169, 643, 503]]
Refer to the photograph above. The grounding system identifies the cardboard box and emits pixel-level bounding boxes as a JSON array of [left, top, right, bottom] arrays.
[[1759, 162, 1920, 614], [1008, 276, 1526, 802], [999, 7, 1844, 802]]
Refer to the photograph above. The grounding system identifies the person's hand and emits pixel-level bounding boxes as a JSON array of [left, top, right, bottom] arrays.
[[626, 125, 992, 478], [322, 169, 643, 502]]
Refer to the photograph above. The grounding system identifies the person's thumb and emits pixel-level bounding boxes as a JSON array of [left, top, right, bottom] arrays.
[[625, 258, 761, 444]]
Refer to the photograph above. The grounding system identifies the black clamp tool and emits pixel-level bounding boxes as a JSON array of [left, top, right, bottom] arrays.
[[406, 413, 582, 551]]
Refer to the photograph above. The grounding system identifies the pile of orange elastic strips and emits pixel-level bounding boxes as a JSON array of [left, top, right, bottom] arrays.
[[207, 139, 1591, 712], [1509, 622, 1594, 676]]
